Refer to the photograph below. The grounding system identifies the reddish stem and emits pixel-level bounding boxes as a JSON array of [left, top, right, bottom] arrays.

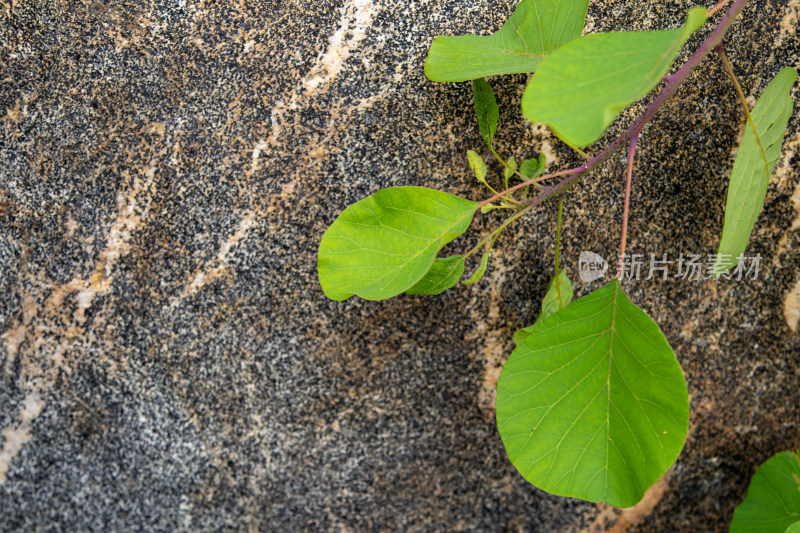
[[707, 0, 733, 18], [477, 167, 582, 209], [617, 136, 639, 279]]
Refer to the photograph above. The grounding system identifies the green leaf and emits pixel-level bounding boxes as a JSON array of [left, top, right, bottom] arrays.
[[463, 248, 490, 285], [406, 255, 466, 295], [730, 449, 800, 533], [424, 0, 590, 82], [496, 279, 689, 507], [463, 228, 504, 285], [504, 157, 518, 185], [473, 78, 499, 149], [786, 523, 800, 533], [467, 150, 490, 187], [520, 153, 546, 179], [514, 268, 573, 344], [522, 7, 706, 147], [713, 67, 798, 276], [318, 187, 478, 301]]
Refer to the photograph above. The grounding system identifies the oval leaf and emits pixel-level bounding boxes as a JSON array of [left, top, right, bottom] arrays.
[[522, 7, 706, 147], [473, 78, 499, 149], [714, 67, 798, 276], [467, 150, 489, 185], [425, 0, 589, 82], [514, 268, 573, 344], [786, 523, 800, 533], [318, 187, 478, 301], [729, 449, 800, 533], [406, 255, 466, 295], [496, 279, 689, 507]]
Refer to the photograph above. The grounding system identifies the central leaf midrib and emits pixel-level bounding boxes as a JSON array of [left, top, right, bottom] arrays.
[[604, 281, 621, 498]]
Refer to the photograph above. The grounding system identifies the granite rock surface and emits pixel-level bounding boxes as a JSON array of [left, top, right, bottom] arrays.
[[1, 0, 799, 530]]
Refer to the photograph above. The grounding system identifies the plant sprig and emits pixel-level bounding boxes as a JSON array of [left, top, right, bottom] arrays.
[[318, 0, 797, 513]]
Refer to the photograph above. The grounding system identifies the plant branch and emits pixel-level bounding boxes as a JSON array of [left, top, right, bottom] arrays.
[[617, 136, 639, 279], [471, 0, 748, 268], [477, 167, 584, 210], [479, 0, 748, 215]]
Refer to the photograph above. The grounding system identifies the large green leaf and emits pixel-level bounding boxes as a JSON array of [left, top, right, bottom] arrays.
[[522, 7, 706, 147], [713, 67, 798, 276], [406, 255, 465, 295], [496, 279, 689, 507], [729, 449, 800, 533], [424, 0, 589, 82], [514, 268, 573, 344], [318, 187, 478, 301]]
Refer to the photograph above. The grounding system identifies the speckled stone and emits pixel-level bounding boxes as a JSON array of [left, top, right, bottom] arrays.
[[0, 0, 798, 530]]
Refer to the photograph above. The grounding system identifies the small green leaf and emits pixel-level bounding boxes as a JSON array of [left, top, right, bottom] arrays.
[[785, 522, 800, 533], [425, 0, 590, 82], [463, 229, 503, 286], [514, 268, 573, 344], [473, 78, 499, 149], [714, 67, 798, 276], [522, 7, 706, 147], [463, 248, 490, 285], [467, 150, 489, 185], [520, 153, 546, 179], [407, 255, 466, 295], [318, 187, 478, 301], [497, 279, 689, 507], [730, 449, 800, 533], [504, 157, 518, 185]]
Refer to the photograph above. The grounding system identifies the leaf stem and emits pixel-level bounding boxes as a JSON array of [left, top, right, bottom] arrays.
[[616, 136, 639, 280], [489, 145, 507, 167], [554, 195, 564, 306], [486, 146, 527, 205], [489, 144, 540, 199], [715, 44, 770, 172], [465, 199, 541, 260], [554, 131, 590, 159], [555, 196, 564, 273]]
